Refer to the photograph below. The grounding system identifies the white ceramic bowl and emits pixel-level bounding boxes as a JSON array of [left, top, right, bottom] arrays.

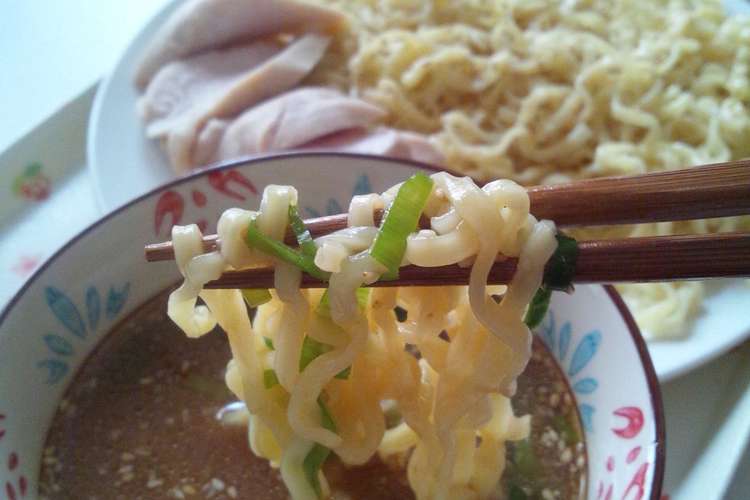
[[0, 154, 664, 499]]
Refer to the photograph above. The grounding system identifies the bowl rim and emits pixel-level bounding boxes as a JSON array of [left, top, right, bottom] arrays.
[[0, 151, 665, 498]]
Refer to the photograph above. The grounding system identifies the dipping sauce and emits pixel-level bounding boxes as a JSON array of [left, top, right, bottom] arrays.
[[39, 291, 586, 499]]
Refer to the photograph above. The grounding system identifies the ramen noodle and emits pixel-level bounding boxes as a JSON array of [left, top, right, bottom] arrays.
[[168, 173, 559, 499]]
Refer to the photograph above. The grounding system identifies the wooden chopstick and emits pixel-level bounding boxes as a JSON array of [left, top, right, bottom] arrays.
[[145, 160, 750, 263], [201, 233, 750, 289]]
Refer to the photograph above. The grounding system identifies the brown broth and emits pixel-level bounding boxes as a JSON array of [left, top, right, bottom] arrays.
[[39, 291, 586, 499]]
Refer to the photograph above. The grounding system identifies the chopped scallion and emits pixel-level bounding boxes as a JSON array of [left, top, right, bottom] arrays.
[[241, 288, 272, 308], [299, 336, 350, 380], [302, 398, 337, 497], [288, 204, 317, 258], [543, 234, 578, 292], [246, 219, 329, 281], [512, 438, 538, 480], [525, 234, 579, 329], [508, 484, 528, 500], [370, 173, 434, 277], [524, 287, 552, 329], [263, 369, 279, 389], [316, 288, 370, 319], [299, 336, 330, 372]]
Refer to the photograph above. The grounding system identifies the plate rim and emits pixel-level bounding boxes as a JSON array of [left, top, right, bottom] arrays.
[[86, 0, 183, 212]]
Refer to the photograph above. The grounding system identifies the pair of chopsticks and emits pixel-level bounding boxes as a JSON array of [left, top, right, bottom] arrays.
[[145, 160, 750, 288]]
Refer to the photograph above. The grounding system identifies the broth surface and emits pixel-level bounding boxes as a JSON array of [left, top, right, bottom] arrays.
[[40, 291, 585, 499]]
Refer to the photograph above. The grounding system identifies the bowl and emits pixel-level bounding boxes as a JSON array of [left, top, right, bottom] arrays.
[[0, 153, 664, 499]]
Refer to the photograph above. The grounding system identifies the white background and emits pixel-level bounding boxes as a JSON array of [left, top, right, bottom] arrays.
[[0, 0, 169, 152]]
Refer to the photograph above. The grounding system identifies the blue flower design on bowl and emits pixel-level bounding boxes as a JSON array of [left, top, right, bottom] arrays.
[[537, 311, 601, 433], [38, 283, 130, 385]]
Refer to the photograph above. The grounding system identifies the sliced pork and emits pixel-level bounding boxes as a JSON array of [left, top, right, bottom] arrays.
[[134, 0, 345, 88], [139, 40, 284, 139], [303, 128, 445, 165], [214, 87, 386, 160], [139, 34, 331, 171]]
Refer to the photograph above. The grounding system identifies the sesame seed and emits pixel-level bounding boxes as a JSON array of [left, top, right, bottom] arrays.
[[541, 488, 560, 500], [549, 393, 560, 407], [147, 479, 164, 489], [540, 427, 558, 447], [118, 464, 134, 474], [168, 487, 186, 499]]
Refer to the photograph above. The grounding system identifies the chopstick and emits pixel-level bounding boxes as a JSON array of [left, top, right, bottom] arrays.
[[201, 233, 750, 289], [145, 160, 750, 263]]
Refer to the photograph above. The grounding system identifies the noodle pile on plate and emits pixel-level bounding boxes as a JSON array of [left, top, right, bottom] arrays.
[[301, 0, 750, 339], [167, 173, 558, 499]]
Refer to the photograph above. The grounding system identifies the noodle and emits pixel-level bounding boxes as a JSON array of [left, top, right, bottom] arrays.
[[301, 0, 750, 339], [168, 173, 554, 499]]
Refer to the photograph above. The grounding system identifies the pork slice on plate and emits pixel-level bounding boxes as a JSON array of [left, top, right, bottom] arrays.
[[140, 34, 331, 172], [193, 118, 229, 166], [139, 39, 284, 139], [134, 0, 345, 88], [303, 128, 445, 165], [214, 87, 386, 160]]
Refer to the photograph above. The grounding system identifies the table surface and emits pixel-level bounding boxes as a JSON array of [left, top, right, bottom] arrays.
[[2, 2, 749, 499]]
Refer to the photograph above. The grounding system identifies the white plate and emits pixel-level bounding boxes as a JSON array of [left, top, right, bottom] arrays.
[[87, 0, 181, 212], [87, 0, 750, 381]]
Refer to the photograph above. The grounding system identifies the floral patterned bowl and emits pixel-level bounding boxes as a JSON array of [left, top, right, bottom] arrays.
[[0, 153, 664, 499]]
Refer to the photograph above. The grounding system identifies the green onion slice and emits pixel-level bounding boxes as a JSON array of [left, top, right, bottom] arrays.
[[299, 336, 330, 372], [302, 398, 337, 497], [511, 438, 539, 480], [263, 369, 280, 389], [316, 288, 370, 319], [288, 204, 317, 258], [246, 218, 329, 281], [524, 233, 579, 329], [241, 288, 272, 308], [299, 336, 349, 380], [523, 287, 552, 329], [543, 234, 578, 292], [370, 173, 434, 277]]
